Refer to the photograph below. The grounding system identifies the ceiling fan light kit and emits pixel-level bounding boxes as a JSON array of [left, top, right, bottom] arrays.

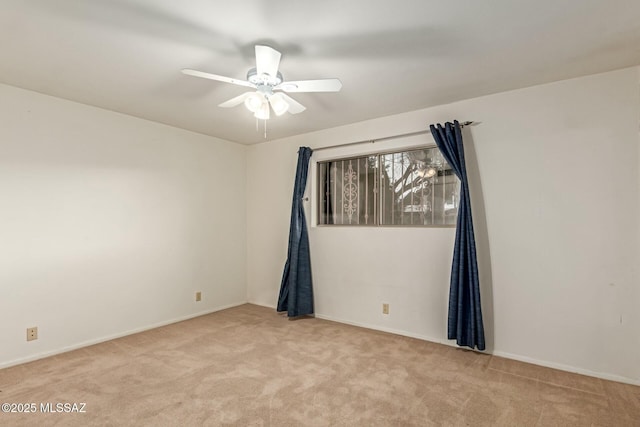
[[255, 101, 270, 120], [269, 93, 290, 116], [244, 92, 266, 113], [182, 45, 342, 128]]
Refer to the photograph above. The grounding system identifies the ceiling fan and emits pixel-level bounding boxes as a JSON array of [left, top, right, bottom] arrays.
[[182, 45, 342, 120]]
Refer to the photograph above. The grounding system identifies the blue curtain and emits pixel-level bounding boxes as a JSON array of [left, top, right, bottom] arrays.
[[277, 147, 314, 317], [430, 121, 485, 351]]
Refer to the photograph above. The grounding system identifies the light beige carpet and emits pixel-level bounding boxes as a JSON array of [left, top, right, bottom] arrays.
[[0, 304, 638, 426]]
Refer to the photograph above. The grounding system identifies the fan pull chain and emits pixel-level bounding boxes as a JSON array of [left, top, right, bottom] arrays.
[[254, 118, 268, 138]]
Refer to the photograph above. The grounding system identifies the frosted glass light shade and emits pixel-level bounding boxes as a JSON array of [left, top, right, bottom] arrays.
[[254, 102, 270, 120], [244, 92, 264, 113], [269, 93, 289, 116]]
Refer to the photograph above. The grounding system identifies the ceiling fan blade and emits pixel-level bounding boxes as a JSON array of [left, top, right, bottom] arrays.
[[280, 93, 306, 114], [276, 78, 342, 93], [218, 92, 253, 108], [181, 69, 254, 88], [255, 45, 281, 78]]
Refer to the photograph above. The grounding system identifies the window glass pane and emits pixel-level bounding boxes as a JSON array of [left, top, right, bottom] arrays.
[[318, 156, 378, 225], [318, 147, 459, 226], [380, 147, 459, 226]]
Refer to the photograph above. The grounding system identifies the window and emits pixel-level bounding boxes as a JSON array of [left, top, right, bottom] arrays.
[[318, 147, 459, 226]]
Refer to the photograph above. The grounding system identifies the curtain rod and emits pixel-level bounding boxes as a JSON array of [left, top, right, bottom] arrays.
[[312, 121, 474, 153]]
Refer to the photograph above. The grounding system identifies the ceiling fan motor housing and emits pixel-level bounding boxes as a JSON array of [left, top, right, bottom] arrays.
[[247, 67, 283, 88]]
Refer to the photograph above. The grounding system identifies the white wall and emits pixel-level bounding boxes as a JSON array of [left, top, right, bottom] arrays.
[[0, 84, 247, 367], [2, 67, 638, 384], [247, 67, 640, 384]]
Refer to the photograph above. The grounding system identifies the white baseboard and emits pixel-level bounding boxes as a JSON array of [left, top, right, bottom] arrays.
[[17, 301, 636, 387], [313, 312, 640, 387], [0, 301, 247, 369], [314, 312, 451, 346], [491, 350, 640, 387], [248, 300, 277, 309]]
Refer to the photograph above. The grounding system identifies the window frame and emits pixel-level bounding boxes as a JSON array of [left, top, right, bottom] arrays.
[[315, 144, 458, 228]]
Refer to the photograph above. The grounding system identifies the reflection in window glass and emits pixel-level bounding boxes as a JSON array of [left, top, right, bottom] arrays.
[[318, 147, 459, 226], [318, 156, 378, 225], [380, 148, 459, 225]]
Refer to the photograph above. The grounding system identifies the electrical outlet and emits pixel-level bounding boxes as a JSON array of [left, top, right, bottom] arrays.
[[195, 291, 202, 302], [26, 327, 38, 341], [382, 303, 389, 315]]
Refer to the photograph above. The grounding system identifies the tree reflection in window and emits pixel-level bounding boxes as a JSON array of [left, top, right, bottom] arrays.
[[318, 147, 459, 226]]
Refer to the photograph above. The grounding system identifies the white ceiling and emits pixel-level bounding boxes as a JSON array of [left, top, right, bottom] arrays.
[[2, 1, 639, 145]]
